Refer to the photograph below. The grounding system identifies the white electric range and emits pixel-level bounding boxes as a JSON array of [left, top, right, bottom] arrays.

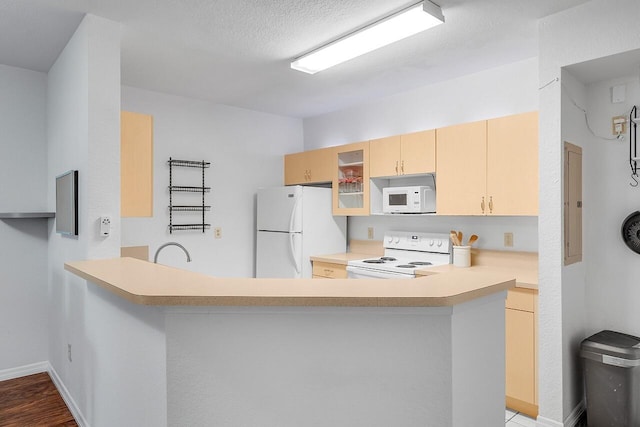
[[346, 231, 452, 279]]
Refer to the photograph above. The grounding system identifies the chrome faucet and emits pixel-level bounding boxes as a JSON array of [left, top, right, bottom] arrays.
[[154, 242, 192, 263]]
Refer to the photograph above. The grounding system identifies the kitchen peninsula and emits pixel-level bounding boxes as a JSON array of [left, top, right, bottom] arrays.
[[65, 257, 515, 427]]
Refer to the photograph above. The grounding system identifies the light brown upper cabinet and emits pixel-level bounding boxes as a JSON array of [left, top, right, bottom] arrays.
[[121, 111, 153, 217], [436, 120, 488, 215], [369, 130, 436, 178], [436, 112, 538, 216], [332, 141, 370, 216], [487, 111, 539, 215], [284, 147, 333, 185]]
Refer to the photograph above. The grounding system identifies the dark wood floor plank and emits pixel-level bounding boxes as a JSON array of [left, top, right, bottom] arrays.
[[0, 372, 77, 426]]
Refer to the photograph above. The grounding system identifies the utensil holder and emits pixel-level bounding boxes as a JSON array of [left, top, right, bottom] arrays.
[[453, 245, 471, 268]]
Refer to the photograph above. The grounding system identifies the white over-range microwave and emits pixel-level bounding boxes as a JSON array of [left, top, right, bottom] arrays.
[[382, 185, 436, 214]]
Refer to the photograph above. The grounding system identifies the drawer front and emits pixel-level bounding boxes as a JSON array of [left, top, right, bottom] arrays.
[[312, 261, 347, 279], [506, 288, 536, 312]]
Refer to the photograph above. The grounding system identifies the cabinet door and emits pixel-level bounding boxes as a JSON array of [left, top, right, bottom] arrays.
[[505, 308, 536, 414], [332, 141, 370, 216], [121, 111, 153, 217], [487, 111, 538, 215], [284, 151, 309, 185], [401, 129, 435, 175], [306, 147, 333, 183], [284, 148, 333, 185], [369, 136, 400, 177], [435, 121, 487, 215]]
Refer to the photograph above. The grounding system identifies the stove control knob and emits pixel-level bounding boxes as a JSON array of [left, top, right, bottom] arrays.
[[437, 240, 443, 247], [394, 237, 400, 243], [429, 240, 434, 246], [387, 236, 393, 243]]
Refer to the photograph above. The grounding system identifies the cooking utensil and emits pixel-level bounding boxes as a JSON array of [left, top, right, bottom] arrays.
[[450, 231, 460, 246], [467, 234, 478, 246], [457, 231, 463, 246]]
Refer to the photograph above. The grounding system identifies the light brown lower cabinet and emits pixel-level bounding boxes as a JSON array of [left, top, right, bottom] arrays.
[[505, 288, 538, 418], [311, 261, 347, 279]]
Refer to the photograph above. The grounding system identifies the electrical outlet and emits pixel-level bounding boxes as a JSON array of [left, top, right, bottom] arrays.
[[612, 116, 627, 135], [67, 344, 72, 362], [504, 232, 514, 247], [367, 227, 374, 239], [214, 227, 222, 239]]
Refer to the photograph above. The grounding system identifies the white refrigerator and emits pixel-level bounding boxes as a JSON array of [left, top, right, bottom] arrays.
[[256, 186, 347, 278]]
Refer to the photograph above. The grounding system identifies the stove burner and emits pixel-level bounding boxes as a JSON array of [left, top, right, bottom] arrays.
[[408, 261, 433, 266], [380, 256, 397, 261], [363, 259, 385, 264], [397, 264, 418, 269]]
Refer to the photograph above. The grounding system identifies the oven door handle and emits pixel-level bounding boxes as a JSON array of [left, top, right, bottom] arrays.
[[346, 266, 414, 279]]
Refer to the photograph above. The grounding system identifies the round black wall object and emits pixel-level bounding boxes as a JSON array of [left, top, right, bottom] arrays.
[[621, 211, 640, 254]]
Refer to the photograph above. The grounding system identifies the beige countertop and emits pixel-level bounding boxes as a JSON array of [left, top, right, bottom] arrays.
[[309, 252, 374, 264], [65, 257, 515, 307]]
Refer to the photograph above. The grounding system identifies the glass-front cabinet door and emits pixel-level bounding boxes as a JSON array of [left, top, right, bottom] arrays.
[[332, 141, 369, 216]]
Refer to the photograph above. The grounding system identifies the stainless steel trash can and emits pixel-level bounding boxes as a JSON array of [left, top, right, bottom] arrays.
[[580, 330, 640, 427]]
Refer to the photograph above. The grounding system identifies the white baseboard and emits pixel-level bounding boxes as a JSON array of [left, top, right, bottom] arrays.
[[537, 400, 585, 427], [537, 415, 564, 427], [48, 363, 90, 427], [0, 361, 48, 381]]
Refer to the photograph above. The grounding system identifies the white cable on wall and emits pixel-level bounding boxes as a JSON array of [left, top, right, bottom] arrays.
[[538, 76, 625, 141]]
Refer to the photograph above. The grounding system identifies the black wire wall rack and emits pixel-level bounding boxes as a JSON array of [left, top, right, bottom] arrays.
[[168, 158, 211, 233]]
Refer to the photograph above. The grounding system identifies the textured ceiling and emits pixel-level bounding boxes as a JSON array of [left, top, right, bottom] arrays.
[[0, 0, 590, 118]]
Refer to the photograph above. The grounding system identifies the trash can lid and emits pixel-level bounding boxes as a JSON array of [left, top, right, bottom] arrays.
[[581, 330, 640, 360]]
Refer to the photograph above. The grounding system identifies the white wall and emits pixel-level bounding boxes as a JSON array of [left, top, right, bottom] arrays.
[[538, 0, 640, 424], [121, 87, 303, 277], [304, 58, 539, 251], [46, 14, 160, 427], [560, 69, 589, 422], [0, 64, 49, 373], [582, 74, 640, 334]]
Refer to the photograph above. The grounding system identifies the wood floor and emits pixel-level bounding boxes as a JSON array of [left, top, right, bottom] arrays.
[[0, 372, 77, 426]]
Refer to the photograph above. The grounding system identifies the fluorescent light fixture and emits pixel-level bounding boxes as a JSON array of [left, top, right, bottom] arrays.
[[291, 1, 444, 74]]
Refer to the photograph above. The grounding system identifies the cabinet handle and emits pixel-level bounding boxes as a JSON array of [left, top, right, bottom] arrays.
[[481, 196, 485, 214], [401, 160, 404, 174], [324, 268, 333, 274], [395, 161, 399, 174], [489, 196, 493, 214]]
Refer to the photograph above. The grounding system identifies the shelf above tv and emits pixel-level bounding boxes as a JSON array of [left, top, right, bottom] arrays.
[[0, 212, 55, 219]]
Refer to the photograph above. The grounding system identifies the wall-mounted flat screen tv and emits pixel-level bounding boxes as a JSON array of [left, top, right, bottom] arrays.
[[56, 170, 78, 236]]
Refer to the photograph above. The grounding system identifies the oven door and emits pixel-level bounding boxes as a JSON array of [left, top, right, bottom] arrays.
[[346, 265, 414, 279]]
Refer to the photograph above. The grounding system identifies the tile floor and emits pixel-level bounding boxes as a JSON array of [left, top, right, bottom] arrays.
[[505, 408, 588, 426], [505, 409, 537, 427]]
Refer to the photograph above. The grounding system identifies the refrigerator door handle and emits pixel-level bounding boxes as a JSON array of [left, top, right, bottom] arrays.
[[289, 233, 301, 274], [288, 194, 301, 233]]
